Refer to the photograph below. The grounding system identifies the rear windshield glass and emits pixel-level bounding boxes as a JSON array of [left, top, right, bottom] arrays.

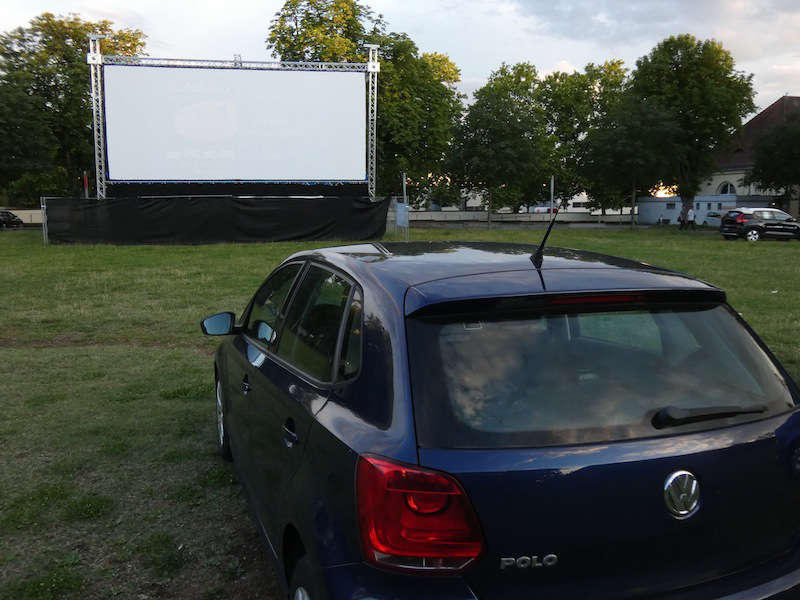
[[407, 303, 797, 448]]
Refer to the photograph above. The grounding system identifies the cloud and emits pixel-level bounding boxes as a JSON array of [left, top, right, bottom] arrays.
[[505, 0, 800, 109], [1, 0, 795, 113], [542, 60, 577, 76]]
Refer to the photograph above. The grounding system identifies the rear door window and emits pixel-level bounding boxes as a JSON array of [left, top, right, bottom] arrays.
[[407, 302, 797, 448], [277, 265, 352, 382]]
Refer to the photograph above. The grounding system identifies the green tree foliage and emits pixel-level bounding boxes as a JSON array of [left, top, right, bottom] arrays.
[[630, 34, 755, 210], [582, 90, 681, 214], [0, 75, 59, 192], [373, 33, 463, 196], [266, 0, 383, 62], [421, 52, 460, 85], [744, 116, 800, 201], [0, 13, 146, 205], [535, 60, 626, 203], [267, 0, 463, 196], [456, 63, 553, 211]]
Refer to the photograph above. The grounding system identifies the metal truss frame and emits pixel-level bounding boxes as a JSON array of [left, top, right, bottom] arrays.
[[365, 45, 379, 201], [88, 35, 107, 199], [87, 43, 380, 200]]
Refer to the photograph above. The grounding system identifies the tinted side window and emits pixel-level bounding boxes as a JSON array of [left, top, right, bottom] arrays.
[[338, 288, 363, 380], [277, 266, 351, 381], [246, 263, 303, 347]]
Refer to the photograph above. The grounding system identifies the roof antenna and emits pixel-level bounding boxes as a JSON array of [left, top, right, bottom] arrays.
[[531, 208, 559, 270]]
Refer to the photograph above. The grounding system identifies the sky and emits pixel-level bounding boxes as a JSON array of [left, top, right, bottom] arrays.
[[2, 0, 798, 113]]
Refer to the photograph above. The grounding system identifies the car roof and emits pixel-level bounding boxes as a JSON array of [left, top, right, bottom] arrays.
[[731, 207, 787, 214], [287, 242, 722, 313]]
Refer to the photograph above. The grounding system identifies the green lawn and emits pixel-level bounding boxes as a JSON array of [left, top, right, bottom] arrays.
[[1, 227, 798, 599]]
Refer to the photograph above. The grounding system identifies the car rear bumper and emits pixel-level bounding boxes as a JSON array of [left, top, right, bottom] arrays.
[[320, 556, 800, 600], [714, 564, 800, 599], [322, 563, 477, 600], [720, 224, 741, 236]]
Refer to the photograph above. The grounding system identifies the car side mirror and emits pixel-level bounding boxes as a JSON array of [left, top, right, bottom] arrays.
[[201, 312, 236, 336]]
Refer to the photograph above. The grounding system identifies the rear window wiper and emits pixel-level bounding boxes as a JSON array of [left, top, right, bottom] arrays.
[[652, 405, 767, 429]]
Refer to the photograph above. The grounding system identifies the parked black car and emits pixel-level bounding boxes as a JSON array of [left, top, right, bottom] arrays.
[[720, 207, 800, 241], [0, 210, 23, 229], [202, 242, 800, 600]]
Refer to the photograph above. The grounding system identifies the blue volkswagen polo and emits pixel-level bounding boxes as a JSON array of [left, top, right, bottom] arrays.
[[201, 242, 800, 600]]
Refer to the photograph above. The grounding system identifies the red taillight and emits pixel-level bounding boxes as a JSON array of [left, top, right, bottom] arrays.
[[735, 214, 749, 223], [356, 455, 484, 572]]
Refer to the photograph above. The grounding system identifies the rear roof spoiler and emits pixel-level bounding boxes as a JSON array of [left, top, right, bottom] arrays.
[[405, 287, 726, 318]]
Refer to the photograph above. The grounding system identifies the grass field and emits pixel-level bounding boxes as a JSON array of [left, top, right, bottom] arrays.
[[1, 227, 799, 599]]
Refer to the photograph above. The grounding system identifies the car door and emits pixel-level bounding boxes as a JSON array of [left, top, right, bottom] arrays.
[[758, 210, 784, 238], [771, 210, 798, 237], [246, 263, 355, 543], [228, 262, 305, 522]]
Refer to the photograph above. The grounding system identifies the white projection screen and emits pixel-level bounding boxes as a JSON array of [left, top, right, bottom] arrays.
[[103, 66, 367, 182]]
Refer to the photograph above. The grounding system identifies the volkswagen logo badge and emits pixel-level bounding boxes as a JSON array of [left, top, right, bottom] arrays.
[[664, 470, 700, 519]]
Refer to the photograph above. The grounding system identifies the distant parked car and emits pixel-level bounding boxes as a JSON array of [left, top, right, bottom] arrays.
[[0, 210, 23, 229], [702, 211, 722, 227], [720, 207, 800, 241], [202, 242, 800, 600]]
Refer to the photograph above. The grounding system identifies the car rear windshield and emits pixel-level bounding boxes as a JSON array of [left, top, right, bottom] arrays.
[[406, 301, 797, 448]]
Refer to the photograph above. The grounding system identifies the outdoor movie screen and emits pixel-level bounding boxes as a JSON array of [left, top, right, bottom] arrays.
[[102, 65, 367, 182]]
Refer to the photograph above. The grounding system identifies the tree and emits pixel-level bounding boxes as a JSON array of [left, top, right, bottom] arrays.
[[582, 90, 681, 218], [371, 33, 463, 196], [0, 13, 146, 203], [535, 60, 626, 204], [0, 73, 59, 193], [266, 0, 383, 62], [421, 52, 460, 85], [456, 63, 554, 212], [267, 0, 463, 196], [744, 116, 800, 202], [630, 34, 755, 213]]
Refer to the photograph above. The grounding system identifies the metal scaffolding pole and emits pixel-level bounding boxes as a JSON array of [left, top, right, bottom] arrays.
[[40, 197, 49, 244], [366, 45, 380, 201], [87, 34, 107, 199]]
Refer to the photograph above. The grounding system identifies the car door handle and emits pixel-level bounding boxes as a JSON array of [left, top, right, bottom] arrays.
[[283, 418, 299, 448], [241, 376, 251, 395]]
